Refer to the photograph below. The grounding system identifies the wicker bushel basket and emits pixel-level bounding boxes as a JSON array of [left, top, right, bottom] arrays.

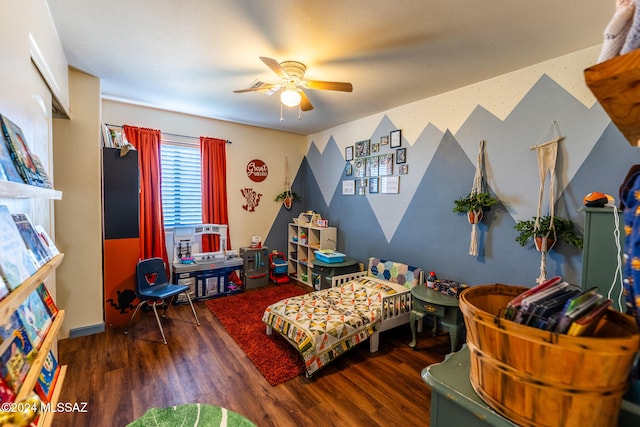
[[459, 284, 640, 427]]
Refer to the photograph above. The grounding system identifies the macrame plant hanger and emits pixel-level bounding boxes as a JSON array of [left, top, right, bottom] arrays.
[[468, 140, 487, 256], [282, 156, 293, 210], [530, 121, 564, 284]]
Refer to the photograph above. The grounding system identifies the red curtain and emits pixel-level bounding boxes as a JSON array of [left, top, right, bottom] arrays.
[[200, 137, 231, 252], [122, 125, 169, 264]]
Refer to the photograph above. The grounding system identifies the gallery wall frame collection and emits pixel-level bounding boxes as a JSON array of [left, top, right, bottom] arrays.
[[343, 129, 406, 195]]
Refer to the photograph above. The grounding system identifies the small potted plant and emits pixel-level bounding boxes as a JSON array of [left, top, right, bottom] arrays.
[[274, 190, 300, 210], [514, 215, 583, 251], [452, 192, 498, 224]]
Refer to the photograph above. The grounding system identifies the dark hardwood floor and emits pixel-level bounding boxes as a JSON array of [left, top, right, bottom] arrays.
[[53, 284, 451, 427]]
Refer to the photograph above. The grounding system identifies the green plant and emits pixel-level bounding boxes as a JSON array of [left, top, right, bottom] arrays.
[[452, 192, 498, 214], [274, 191, 300, 203], [514, 215, 583, 249]]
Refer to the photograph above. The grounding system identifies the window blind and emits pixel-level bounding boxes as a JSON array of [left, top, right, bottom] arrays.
[[160, 141, 202, 228]]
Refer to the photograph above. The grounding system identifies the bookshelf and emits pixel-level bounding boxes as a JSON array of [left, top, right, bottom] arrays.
[[0, 182, 65, 426], [287, 222, 337, 286]]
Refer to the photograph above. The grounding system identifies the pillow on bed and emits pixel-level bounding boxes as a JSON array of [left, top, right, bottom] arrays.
[[367, 257, 424, 288]]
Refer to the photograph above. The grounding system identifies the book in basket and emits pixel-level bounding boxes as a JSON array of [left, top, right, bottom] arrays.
[[0, 205, 37, 290]]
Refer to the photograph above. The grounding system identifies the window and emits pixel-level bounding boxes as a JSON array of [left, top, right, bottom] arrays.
[[160, 141, 202, 228]]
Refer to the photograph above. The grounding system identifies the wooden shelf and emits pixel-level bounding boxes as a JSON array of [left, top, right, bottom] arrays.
[[15, 310, 65, 402], [0, 253, 64, 326], [0, 181, 62, 199], [584, 49, 640, 147]]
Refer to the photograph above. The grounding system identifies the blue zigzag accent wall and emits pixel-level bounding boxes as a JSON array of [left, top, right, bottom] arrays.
[[265, 74, 639, 287]]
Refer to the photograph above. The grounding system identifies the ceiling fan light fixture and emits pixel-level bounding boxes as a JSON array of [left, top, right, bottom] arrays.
[[280, 88, 302, 107]]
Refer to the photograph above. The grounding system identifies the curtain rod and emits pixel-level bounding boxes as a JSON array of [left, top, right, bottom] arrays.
[[105, 123, 232, 144]]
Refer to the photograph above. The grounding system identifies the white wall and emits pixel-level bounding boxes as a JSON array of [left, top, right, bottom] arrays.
[[53, 69, 103, 338]]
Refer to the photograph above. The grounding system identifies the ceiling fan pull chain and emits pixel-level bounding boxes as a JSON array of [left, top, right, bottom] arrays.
[[280, 103, 284, 121]]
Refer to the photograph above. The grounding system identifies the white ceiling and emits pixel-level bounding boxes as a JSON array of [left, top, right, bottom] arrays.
[[47, 0, 613, 136]]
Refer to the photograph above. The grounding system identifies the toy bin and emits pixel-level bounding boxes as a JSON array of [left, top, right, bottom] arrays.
[[314, 250, 345, 263], [459, 284, 640, 427]]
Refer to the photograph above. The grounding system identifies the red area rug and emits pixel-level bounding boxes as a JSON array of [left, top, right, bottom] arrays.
[[205, 284, 308, 386]]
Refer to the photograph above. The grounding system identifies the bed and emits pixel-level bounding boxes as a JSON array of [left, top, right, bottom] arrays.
[[262, 257, 424, 376]]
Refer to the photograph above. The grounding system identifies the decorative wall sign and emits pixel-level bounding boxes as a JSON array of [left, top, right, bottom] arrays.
[[241, 188, 262, 211], [246, 159, 268, 182]]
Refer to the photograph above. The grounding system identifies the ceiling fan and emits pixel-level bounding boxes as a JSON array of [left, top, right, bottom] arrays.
[[233, 57, 353, 111]]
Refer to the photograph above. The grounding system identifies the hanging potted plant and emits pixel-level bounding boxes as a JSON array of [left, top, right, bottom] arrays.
[[452, 192, 498, 224], [514, 215, 583, 251], [274, 190, 300, 210]]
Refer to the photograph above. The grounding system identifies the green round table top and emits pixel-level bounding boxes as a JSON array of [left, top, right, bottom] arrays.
[[411, 284, 460, 306], [127, 403, 256, 427]]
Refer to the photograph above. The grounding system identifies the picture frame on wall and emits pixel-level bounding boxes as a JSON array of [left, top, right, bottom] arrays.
[[354, 159, 365, 177], [369, 177, 379, 194], [345, 146, 354, 161], [372, 142, 380, 153], [396, 147, 406, 164], [345, 162, 353, 176], [390, 129, 401, 148], [355, 140, 370, 157], [399, 164, 409, 175], [380, 135, 389, 145], [381, 176, 400, 194], [367, 156, 379, 177], [342, 180, 355, 195], [378, 153, 393, 176]]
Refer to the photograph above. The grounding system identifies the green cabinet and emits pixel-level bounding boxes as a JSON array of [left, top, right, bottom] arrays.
[[581, 207, 625, 301]]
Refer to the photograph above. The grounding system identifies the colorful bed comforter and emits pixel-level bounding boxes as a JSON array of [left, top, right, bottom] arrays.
[[262, 277, 409, 376]]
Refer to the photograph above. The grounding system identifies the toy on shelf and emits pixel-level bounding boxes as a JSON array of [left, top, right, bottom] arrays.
[[269, 251, 289, 284]]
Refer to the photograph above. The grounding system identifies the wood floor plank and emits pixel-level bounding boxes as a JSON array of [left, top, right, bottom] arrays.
[[54, 286, 451, 426]]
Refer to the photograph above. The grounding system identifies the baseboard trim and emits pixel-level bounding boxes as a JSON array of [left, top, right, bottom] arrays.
[[68, 323, 105, 338]]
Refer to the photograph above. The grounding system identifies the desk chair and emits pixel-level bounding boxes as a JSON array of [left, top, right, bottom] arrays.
[[126, 257, 200, 344]]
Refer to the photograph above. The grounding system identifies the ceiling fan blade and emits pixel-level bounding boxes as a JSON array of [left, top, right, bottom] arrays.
[[305, 80, 353, 92], [259, 56, 290, 79], [300, 90, 314, 111], [233, 83, 278, 93]]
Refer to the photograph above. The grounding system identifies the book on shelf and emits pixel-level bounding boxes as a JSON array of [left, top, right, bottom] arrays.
[[0, 375, 16, 405], [12, 213, 53, 269], [0, 205, 37, 290], [34, 225, 59, 257], [0, 335, 31, 393], [0, 275, 8, 302], [34, 350, 60, 403], [35, 283, 58, 319], [0, 312, 35, 358], [15, 290, 53, 350], [102, 123, 131, 149], [0, 117, 25, 184], [0, 114, 50, 188], [29, 152, 52, 189]]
